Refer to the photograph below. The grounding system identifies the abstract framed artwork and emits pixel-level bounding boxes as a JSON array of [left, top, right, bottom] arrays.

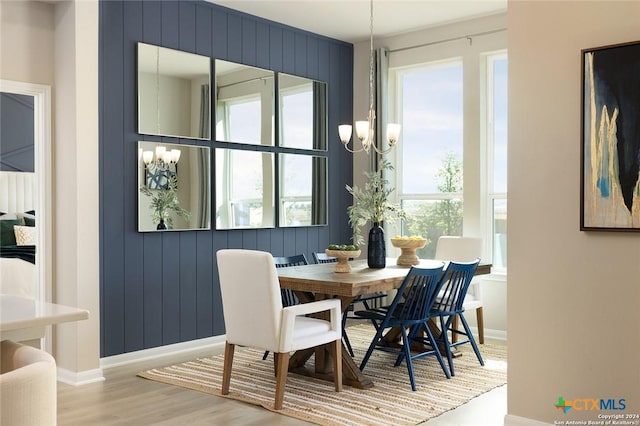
[[145, 163, 176, 190], [581, 40, 640, 231]]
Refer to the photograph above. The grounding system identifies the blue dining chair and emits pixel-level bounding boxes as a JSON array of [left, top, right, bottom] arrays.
[[426, 259, 484, 377], [358, 264, 447, 391], [313, 252, 388, 356]]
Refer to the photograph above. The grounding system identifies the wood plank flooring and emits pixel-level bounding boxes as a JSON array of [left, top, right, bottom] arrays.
[[57, 339, 507, 425]]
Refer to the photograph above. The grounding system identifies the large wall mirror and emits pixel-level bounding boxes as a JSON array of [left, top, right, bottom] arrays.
[[0, 79, 51, 348], [214, 59, 274, 146], [215, 148, 275, 229], [278, 73, 327, 151], [279, 154, 327, 227], [138, 43, 211, 140], [138, 141, 211, 232]]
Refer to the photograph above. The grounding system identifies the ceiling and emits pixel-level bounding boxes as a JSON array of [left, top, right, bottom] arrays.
[[209, 0, 507, 43]]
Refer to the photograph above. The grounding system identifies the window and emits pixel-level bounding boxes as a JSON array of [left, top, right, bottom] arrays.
[[394, 59, 464, 259], [279, 83, 313, 150], [484, 52, 508, 270], [215, 149, 274, 229], [216, 96, 262, 144]]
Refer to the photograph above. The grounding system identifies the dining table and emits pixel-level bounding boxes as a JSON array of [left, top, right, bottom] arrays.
[[0, 294, 90, 342], [277, 257, 491, 389]]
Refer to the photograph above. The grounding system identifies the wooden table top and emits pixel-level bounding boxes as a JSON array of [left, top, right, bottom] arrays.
[[277, 258, 491, 298]]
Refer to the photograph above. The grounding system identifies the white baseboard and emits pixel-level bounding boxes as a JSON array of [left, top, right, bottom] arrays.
[[504, 414, 552, 426], [467, 326, 507, 341], [57, 366, 105, 386], [100, 335, 227, 370], [483, 327, 507, 341]]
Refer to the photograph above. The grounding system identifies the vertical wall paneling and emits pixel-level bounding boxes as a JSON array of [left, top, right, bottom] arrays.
[[294, 33, 307, 75], [256, 22, 270, 69], [196, 230, 216, 338], [256, 229, 271, 253], [142, 1, 161, 44], [282, 29, 295, 73], [142, 235, 163, 348], [195, 3, 212, 57], [211, 8, 227, 60], [100, 0, 126, 356], [307, 37, 319, 80], [178, 234, 197, 341], [178, 1, 196, 51], [269, 26, 283, 71], [241, 18, 257, 65], [123, 0, 145, 353], [161, 234, 181, 344], [161, 1, 180, 49], [100, 0, 353, 357], [226, 13, 242, 63]]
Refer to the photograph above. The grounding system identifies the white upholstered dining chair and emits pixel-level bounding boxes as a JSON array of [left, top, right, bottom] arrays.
[[434, 236, 485, 344], [216, 249, 343, 410]]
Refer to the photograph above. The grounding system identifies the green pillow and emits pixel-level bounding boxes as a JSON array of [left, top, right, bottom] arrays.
[[0, 219, 23, 246], [24, 216, 35, 227]]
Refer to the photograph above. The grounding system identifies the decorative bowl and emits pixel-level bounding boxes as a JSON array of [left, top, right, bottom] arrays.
[[390, 238, 427, 266], [325, 249, 361, 273]]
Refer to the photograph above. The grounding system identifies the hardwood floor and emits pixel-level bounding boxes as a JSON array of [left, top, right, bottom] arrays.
[[58, 339, 507, 426], [57, 344, 304, 426]]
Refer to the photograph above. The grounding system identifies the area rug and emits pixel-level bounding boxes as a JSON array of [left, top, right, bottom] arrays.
[[138, 324, 507, 425]]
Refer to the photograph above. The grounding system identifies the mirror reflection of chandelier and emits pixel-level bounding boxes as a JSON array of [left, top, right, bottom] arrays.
[[142, 145, 181, 167], [338, 0, 401, 155], [141, 145, 181, 190]]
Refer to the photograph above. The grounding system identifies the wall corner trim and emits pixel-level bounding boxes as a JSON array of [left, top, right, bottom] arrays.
[[57, 366, 105, 386]]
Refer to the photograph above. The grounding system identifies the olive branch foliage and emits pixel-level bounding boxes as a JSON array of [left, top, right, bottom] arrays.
[[346, 159, 406, 246], [140, 174, 191, 229]]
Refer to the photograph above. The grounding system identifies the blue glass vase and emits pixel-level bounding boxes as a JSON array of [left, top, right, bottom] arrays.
[[367, 222, 386, 268]]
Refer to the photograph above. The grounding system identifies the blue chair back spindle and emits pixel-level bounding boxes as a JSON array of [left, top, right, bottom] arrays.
[[359, 264, 447, 391]]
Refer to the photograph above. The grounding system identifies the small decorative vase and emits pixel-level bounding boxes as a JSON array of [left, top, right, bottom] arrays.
[[367, 222, 386, 268], [157, 218, 168, 230]]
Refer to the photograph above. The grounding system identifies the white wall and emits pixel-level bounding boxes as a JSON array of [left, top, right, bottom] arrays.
[[1, 0, 101, 382], [0, 1, 54, 86], [52, 0, 101, 381], [508, 1, 640, 423]]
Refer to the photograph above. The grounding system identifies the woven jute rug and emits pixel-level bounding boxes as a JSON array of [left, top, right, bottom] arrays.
[[138, 324, 507, 426]]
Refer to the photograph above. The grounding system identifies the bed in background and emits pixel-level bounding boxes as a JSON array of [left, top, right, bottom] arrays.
[[0, 171, 36, 260]]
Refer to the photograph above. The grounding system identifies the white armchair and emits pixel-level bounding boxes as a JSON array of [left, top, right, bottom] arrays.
[[434, 236, 485, 344], [0, 340, 57, 426], [216, 249, 342, 410]]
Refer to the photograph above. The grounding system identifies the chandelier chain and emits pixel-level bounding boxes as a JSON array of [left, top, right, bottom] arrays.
[[368, 0, 375, 113]]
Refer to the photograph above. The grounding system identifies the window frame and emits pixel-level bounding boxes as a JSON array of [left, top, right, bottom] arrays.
[[389, 58, 465, 254], [481, 50, 508, 273]]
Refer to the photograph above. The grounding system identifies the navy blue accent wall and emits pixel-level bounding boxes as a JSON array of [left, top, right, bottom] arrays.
[[99, 0, 353, 357], [0, 93, 34, 172]]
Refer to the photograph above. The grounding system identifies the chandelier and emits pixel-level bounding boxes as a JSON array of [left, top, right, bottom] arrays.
[[142, 145, 181, 168], [338, 0, 401, 155]]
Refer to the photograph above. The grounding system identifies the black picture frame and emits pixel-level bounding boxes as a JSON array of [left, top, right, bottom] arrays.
[[580, 40, 640, 231]]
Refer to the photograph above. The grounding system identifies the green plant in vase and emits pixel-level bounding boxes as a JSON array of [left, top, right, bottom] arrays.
[[346, 159, 406, 247], [140, 174, 191, 229]]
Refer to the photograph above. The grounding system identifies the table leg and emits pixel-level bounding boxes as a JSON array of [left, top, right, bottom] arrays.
[[287, 293, 374, 389]]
